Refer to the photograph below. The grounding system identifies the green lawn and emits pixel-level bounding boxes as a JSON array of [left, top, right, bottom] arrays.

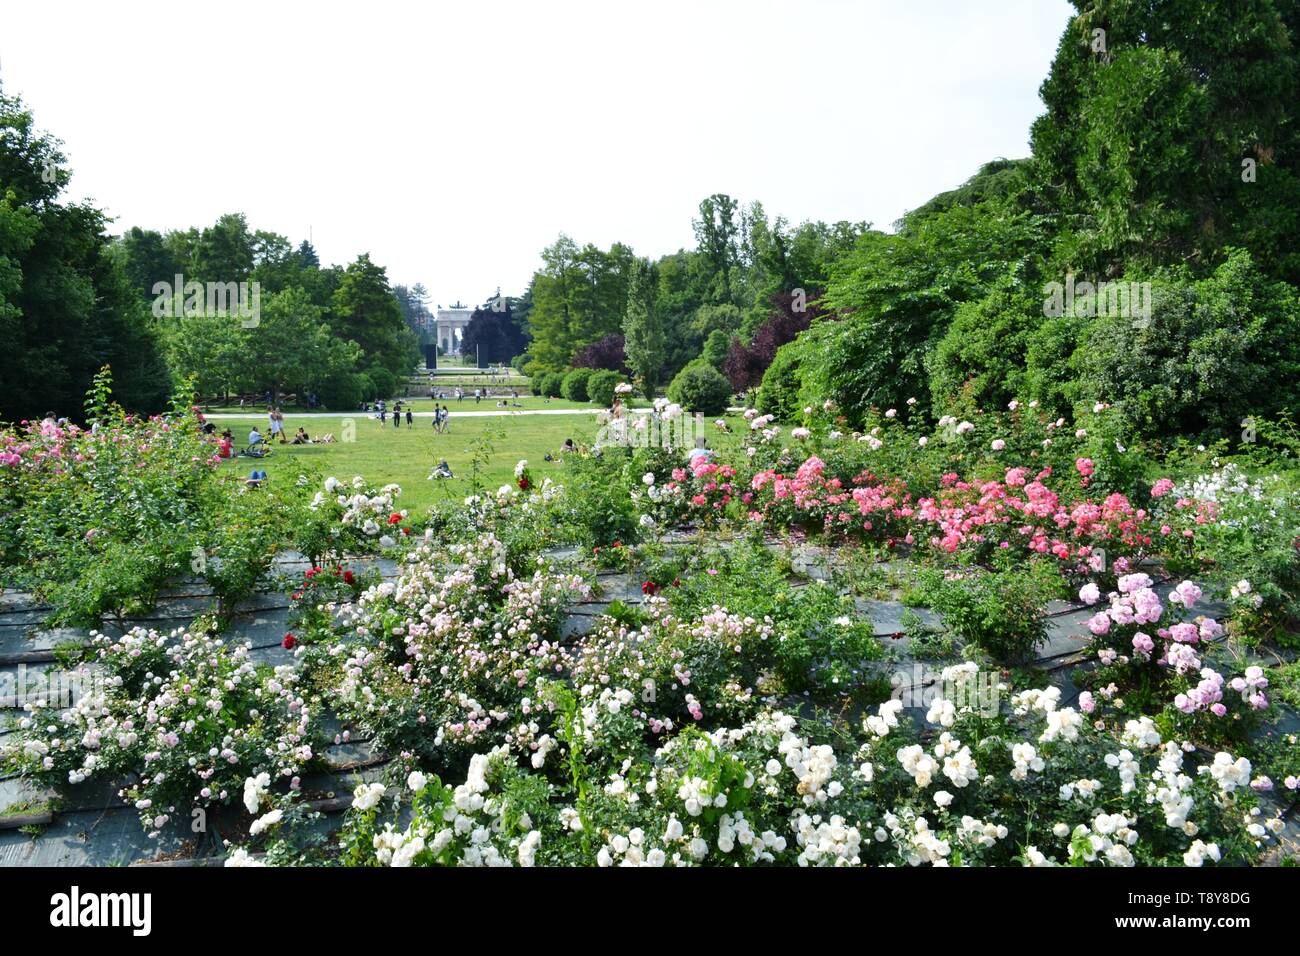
[[217, 412, 604, 513], [215, 408, 752, 514], [205, 396, 594, 414]]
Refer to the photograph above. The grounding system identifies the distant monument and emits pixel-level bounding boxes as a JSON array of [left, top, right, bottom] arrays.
[[434, 301, 473, 355]]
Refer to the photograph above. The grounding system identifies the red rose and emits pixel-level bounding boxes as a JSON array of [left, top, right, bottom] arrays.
[[282, 633, 297, 650], [343, 570, 355, 584], [641, 580, 658, 595], [388, 513, 402, 524]]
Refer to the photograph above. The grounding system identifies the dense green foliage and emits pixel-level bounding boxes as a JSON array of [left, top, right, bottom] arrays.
[[0, 85, 421, 420], [585, 369, 623, 408], [559, 367, 595, 403], [666, 361, 732, 416]]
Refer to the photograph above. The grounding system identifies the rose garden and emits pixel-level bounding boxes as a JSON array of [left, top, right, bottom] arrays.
[[5, 3, 1300, 879], [2, 373, 1297, 867]]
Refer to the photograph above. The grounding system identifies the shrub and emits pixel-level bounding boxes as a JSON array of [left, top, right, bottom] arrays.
[[2, 625, 320, 833], [535, 371, 564, 398], [1072, 251, 1300, 442], [701, 329, 731, 369], [586, 369, 623, 408], [927, 278, 1041, 414], [914, 562, 1058, 663], [557, 450, 640, 548], [318, 370, 368, 410], [572, 334, 627, 372], [560, 367, 595, 403], [667, 361, 732, 416], [755, 340, 804, 421], [366, 366, 399, 401]]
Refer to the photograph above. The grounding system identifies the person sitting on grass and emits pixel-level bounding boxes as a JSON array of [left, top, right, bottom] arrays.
[[248, 426, 264, 446], [292, 427, 310, 445], [431, 459, 454, 479]]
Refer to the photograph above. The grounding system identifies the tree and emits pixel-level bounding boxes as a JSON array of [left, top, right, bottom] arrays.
[[1071, 250, 1300, 441], [117, 227, 180, 300], [525, 235, 637, 372], [693, 193, 740, 303], [571, 333, 627, 372], [815, 197, 1045, 421], [248, 287, 360, 405], [622, 258, 664, 397], [394, 283, 434, 336], [160, 312, 246, 402], [526, 235, 582, 370], [461, 298, 527, 365], [193, 213, 255, 283], [0, 85, 169, 420], [1031, 1, 1300, 283], [330, 253, 417, 377], [723, 289, 822, 392], [297, 240, 320, 269]]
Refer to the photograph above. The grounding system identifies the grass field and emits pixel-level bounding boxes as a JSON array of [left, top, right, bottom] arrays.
[[205, 396, 595, 414], [216, 411, 605, 513]]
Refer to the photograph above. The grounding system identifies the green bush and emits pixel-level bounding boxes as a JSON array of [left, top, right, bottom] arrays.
[[913, 562, 1058, 663], [533, 371, 562, 398], [366, 366, 399, 401], [317, 370, 368, 410], [1072, 251, 1300, 442], [928, 277, 1040, 414], [558, 450, 640, 548], [560, 367, 595, 403], [702, 329, 731, 369], [755, 341, 804, 422], [667, 361, 732, 416], [586, 369, 623, 408]]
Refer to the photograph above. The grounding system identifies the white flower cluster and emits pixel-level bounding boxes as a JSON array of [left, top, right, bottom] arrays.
[[1183, 839, 1222, 867], [1068, 814, 1138, 867], [864, 699, 904, 738], [1120, 716, 1162, 749], [1200, 752, 1252, 794], [597, 828, 669, 867], [1039, 707, 1083, 744], [1010, 742, 1044, 781], [718, 812, 787, 863], [792, 813, 862, 866], [778, 734, 841, 805], [1104, 749, 1142, 794], [934, 733, 979, 788], [897, 744, 938, 788]]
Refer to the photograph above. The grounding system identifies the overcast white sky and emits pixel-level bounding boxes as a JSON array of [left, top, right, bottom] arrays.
[[1, 0, 1074, 308]]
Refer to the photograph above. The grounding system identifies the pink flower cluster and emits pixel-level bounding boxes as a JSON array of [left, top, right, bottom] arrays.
[[748, 457, 912, 542], [736, 454, 1209, 566]]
